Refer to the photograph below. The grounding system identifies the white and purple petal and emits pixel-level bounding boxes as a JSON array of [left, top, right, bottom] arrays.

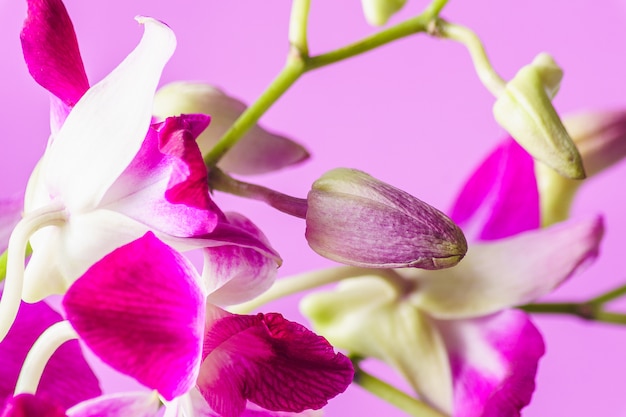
[[434, 310, 545, 417], [39, 17, 176, 212], [0, 293, 100, 410], [62, 233, 204, 401], [204, 212, 278, 306], [407, 216, 604, 319], [102, 114, 223, 237], [198, 304, 353, 417], [449, 139, 540, 241]]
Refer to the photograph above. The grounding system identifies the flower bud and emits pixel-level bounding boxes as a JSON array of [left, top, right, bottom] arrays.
[[153, 81, 309, 175], [493, 53, 585, 179], [537, 109, 626, 225], [305, 168, 467, 269], [361, 0, 407, 26]]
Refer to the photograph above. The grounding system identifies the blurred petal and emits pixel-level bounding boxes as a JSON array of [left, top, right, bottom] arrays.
[[306, 168, 467, 269], [0, 197, 23, 253], [153, 82, 309, 175], [198, 305, 353, 417], [0, 293, 100, 409], [408, 216, 604, 319], [300, 277, 453, 414], [102, 114, 223, 237], [41, 18, 176, 212], [20, 0, 89, 108], [436, 310, 545, 417], [62, 233, 204, 400], [1, 393, 66, 417], [204, 213, 278, 306], [68, 392, 161, 417], [449, 139, 539, 241]]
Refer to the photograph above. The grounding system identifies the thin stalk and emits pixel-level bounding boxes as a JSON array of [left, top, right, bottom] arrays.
[[289, 0, 311, 56], [229, 266, 406, 314], [353, 366, 448, 417]]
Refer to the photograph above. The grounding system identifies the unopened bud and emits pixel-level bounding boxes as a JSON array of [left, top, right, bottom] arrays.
[[493, 53, 585, 179], [361, 0, 407, 26], [305, 168, 467, 269]]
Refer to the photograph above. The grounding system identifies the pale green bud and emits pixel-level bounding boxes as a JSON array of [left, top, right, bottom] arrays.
[[493, 53, 585, 179], [361, 0, 408, 26]]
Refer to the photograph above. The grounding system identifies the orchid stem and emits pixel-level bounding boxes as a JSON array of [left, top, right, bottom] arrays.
[[353, 364, 448, 417], [204, 0, 449, 167], [15, 321, 78, 395], [210, 168, 308, 218], [432, 19, 506, 97], [229, 266, 403, 314]]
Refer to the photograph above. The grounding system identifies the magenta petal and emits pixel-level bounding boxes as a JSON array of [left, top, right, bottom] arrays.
[[20, 0, 89, 108], [449, 139, 540, 241], [1, 393, 67, 417], [62, 233, 204, 400], [198, 305, 353, 417], [102, 114, 223, 237], [436, 310, 545, 417], [0, 292, 100, 410], [204, 212, 278, 306]]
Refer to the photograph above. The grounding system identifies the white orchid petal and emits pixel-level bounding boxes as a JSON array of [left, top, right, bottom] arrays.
[[407, 216, 604, 319], [41, 17, 176, 212]]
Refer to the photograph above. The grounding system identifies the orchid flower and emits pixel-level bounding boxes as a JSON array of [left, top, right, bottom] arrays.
[[6, 233, 352, 417], [301, 215, 604, 417], [1, 0, 280, 341], [451, 109, 626, 236], [153, 82, 310, 176]]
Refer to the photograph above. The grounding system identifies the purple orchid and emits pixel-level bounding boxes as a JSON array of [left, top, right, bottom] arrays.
[[301, 215, 604, 417], [0, 0, 280, 341], [42, 233, 351, 417]]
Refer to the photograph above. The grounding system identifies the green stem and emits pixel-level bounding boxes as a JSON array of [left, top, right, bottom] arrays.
[[434, 20, 505, 97], [353, 365, 448, 417], [204, 56, 306, 167], [589, 283, 626, 306], [520, 303, 626, 325], [205, 0, 449, 167], [289, 0, 311, 56]]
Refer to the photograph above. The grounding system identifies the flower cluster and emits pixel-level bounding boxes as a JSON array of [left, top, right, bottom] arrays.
[[1, 1, 626, 417]]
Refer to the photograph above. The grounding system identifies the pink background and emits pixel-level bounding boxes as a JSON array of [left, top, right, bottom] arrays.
[[2, 0, 626, 416]]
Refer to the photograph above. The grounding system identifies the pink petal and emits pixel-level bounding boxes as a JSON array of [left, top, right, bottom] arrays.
[[198, 305, 353, 417], [0, 293, 100, 410], [0, 196, 23, 253], [204, 212, 278, 306], [409, 215, 604, 319], [1, 393, 67, 417], [102, 114, 223, 237], [20, 0, 89, 109], [435, 310, 545, 417], [449, 139, 540, 241], [62, 233, 204, 401], [67, 392, 161, 417]]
